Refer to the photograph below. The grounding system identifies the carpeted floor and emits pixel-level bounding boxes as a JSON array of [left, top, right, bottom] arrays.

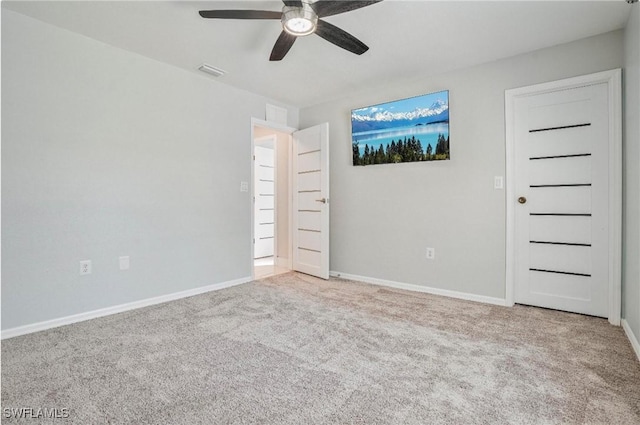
[[2, 272, 640, 424]]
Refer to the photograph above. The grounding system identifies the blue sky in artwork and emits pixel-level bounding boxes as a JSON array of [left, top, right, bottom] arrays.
[[353, 90, 448, 116]]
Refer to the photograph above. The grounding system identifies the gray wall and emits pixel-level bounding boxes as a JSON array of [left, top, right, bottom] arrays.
[[623, 5, 640, 341], [300, 31, 624, 300], [1, 10, 298, 330]]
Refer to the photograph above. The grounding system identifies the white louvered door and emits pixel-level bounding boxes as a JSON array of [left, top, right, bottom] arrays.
[[513, 82, 610, 317], [292, 123, 329, 279], [254, 145, 275, 259]]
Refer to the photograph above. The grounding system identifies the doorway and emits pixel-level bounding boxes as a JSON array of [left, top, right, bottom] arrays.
[[505, 69, 622, 324], [251, 119, 331, 281], [252, 123, 293, 280]]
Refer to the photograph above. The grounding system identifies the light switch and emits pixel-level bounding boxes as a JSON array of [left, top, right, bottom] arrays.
[[240, 181, 249, 192], [494, 176, 504, 190]]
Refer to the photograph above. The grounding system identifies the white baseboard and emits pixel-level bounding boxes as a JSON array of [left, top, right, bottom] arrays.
[[330, 271, 507, 307], [1, 276, 253, 340], [622, 319, 640, 362]]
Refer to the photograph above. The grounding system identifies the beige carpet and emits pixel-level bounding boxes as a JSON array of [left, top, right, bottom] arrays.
[[2, 272, 639, 424]]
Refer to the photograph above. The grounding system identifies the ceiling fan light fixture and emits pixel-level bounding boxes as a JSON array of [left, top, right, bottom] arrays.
[[282, 6, 318, 36]]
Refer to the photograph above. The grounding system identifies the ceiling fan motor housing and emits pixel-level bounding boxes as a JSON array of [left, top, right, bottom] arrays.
[[281, 5, 318, 36]]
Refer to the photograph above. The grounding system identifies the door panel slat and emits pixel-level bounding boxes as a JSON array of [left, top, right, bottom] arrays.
[[298, 248, 321, 268], [298, 150, 321, 173], [528, 156, 591, 186], [298, 172, 321, 192], [529, 186, 591, 214], [529, 271, 591, 302], [527, 97, 591, 130], [529, 123, 591, 133], [298, 211, 321, 231], [298, 191, 322, 209], [528, 126, 592, 159], [298, 230, 321, 252], [529, 243, 591, 276]]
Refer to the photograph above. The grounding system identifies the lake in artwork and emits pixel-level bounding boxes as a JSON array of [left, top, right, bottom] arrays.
[[351, 90, 449, 165]]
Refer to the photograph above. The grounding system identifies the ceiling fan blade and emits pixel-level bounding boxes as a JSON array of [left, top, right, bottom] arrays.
[[315, 20, 369, 55], [310, 1, 382, 18], [270, 31, 297, 61], [199, 10, 282, 20], [282, 1, 303, 7]]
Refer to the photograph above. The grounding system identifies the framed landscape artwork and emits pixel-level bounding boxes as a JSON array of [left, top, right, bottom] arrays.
[[351, 90, 450, 166]]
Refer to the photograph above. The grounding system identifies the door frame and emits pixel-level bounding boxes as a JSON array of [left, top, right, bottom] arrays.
[[504, 69, 622, 325], [250, 118, 297, 280]]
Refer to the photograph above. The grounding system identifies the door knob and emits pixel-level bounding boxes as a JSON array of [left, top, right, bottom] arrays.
[[316, 198, 327, 204], [518, 196, 527, 204]]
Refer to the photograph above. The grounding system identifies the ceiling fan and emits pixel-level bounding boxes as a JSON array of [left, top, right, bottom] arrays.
[[199, 1, 382, 61]]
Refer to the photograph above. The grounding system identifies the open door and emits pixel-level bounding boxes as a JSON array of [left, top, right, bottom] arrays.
[[292, 123, 329, 279], [253, 143, 276, 260]]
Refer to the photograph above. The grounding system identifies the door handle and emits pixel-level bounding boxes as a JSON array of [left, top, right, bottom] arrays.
[[316, 198, 327, 204], [518, 196, 527, 204]]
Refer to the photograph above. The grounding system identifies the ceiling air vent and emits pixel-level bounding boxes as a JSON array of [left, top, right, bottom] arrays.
[[198, 64, 226, 77]]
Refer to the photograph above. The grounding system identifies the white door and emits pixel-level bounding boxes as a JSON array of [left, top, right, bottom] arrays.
[[292, 123, 330, 279], [254, 145, 275, 259], [509, 75, 620, 318]]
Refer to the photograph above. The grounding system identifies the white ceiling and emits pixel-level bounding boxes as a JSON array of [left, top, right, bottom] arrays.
[[3, 1, 633, 108]]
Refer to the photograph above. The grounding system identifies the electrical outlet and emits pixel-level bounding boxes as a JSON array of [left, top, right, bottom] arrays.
[[426, 248, 435, 260], [80, 260, 92, 275], [119, 256, 130, 270]]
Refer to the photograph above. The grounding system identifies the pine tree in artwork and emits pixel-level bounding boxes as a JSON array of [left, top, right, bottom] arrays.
[[377, 144, 385, 164], [435, 134, 445, 155], [353, 131, 448, 165]]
